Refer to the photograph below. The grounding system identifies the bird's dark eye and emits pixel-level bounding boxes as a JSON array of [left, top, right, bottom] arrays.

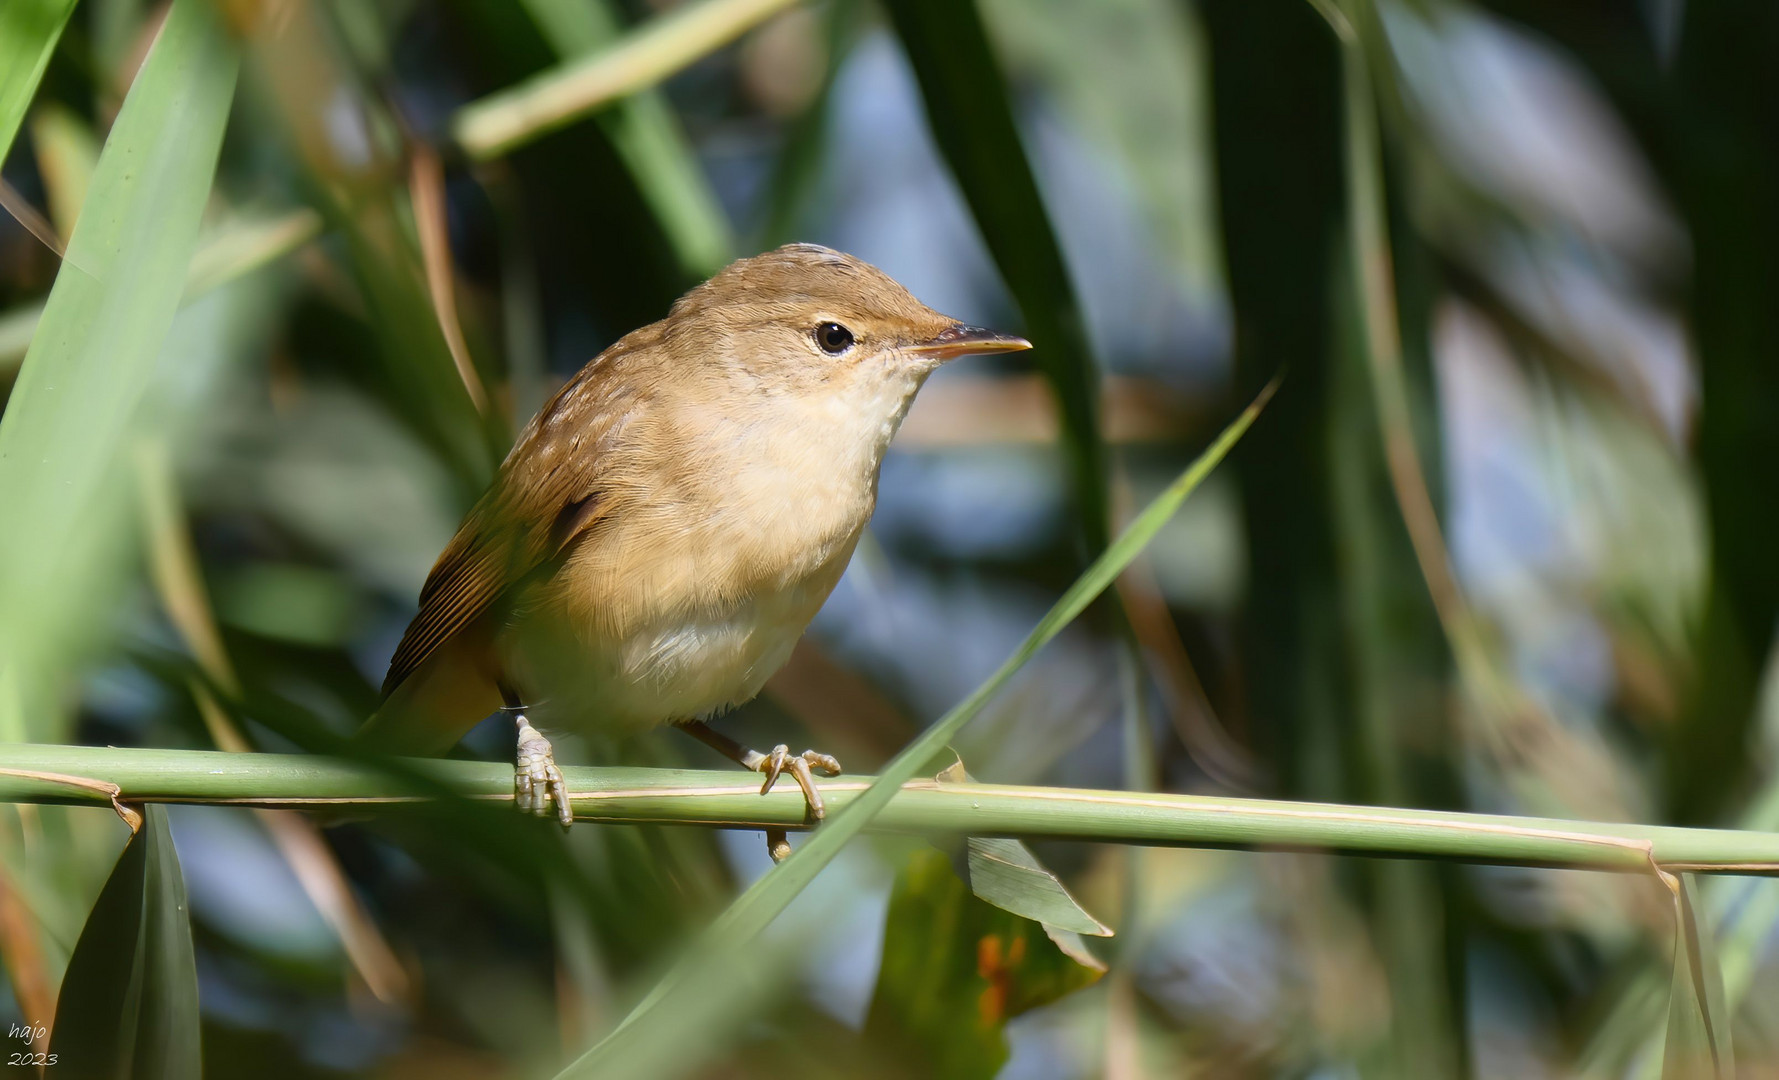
[[814, 322, 854, 354]]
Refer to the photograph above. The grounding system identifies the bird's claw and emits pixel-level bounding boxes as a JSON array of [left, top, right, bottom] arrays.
[[514, 716, 572, 829], [753, 744, 843, 823], [675, 723, 840, 862]]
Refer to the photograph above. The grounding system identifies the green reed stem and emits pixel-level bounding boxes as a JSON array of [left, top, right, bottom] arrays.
[[4, 744, 1776, 875]]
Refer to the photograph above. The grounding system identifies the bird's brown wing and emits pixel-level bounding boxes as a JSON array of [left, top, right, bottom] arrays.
[[378, 365, 627, 699], [378, 504, 530, 697]]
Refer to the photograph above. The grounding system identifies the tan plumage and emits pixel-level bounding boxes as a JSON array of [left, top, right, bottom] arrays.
[[357, 245, 1029, 810]]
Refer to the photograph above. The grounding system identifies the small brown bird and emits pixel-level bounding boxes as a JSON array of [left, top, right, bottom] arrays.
[[358, 244, 1029, 843]]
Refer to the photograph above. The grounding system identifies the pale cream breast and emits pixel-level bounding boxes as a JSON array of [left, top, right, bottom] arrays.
[[501, 515, 861, 730], [496, 359, 913, 731], [504, 528, 858, 730]]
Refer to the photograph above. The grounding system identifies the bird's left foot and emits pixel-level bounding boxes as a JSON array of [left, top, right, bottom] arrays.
[[673, 721, 842, 862], [751, 746, 842, 863], [744, 745, 843, 822], [513, 714, 573, 829]]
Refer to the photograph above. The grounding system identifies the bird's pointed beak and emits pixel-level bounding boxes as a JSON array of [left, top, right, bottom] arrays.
[[907, 323, 1033, 361]]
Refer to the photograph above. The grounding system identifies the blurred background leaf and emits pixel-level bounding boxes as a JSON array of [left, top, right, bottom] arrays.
[[514, 0, 734, 278], [884, 0, 1108, 552]]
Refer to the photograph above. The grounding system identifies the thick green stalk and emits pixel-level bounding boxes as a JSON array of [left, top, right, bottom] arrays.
[[5, 745, 1779, 875]]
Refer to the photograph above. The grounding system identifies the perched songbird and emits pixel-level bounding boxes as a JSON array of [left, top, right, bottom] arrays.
[[358, 244, 1030, 846]]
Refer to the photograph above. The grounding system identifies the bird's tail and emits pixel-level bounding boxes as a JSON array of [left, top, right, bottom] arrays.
[[353, 636, 504, 756]]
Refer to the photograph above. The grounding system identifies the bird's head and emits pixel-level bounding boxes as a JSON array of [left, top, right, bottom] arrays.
[[660, 244, 1030, 422]]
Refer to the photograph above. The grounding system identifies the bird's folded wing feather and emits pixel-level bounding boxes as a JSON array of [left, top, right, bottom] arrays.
[[378, 506, 531, 697], [378, 364, 629, 699]]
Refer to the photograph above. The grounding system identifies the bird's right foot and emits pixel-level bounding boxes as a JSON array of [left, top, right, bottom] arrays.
[[513, 714, 572, 829]]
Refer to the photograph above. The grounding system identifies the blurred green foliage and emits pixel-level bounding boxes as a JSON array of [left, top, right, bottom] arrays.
[[1, 0, 1777, 1077]]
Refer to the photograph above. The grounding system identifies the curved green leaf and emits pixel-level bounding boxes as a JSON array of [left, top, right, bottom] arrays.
[[965, 836, 1111, 938], [47, 805, 200, 1079], [935, 762, 1112, 937]]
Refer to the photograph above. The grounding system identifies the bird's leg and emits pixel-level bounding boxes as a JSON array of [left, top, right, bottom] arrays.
[[503, 685, 572, 829], [677, 720, 841, 857]]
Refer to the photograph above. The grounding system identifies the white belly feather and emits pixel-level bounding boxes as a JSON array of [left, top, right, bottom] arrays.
[[504, 540, 853, 732], [613, 582, 823, 719]]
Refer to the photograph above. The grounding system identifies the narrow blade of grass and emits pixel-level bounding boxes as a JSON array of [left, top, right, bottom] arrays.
[[184, 207, 324, 302], [235, 0, 498, 490], [1320, 0, 1466, 1071], [0, 0, 78, 166], [0, 0, 239, 738], [553, 381, 1274, 1080], [1663, 872, 1735, 1079]]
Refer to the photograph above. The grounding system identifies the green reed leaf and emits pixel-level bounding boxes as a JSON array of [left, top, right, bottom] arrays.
[[519, 0, 733, 277], [454, 0, 802, 161], [0, 0, 239, 738], [965, 837, 1112, 938]]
